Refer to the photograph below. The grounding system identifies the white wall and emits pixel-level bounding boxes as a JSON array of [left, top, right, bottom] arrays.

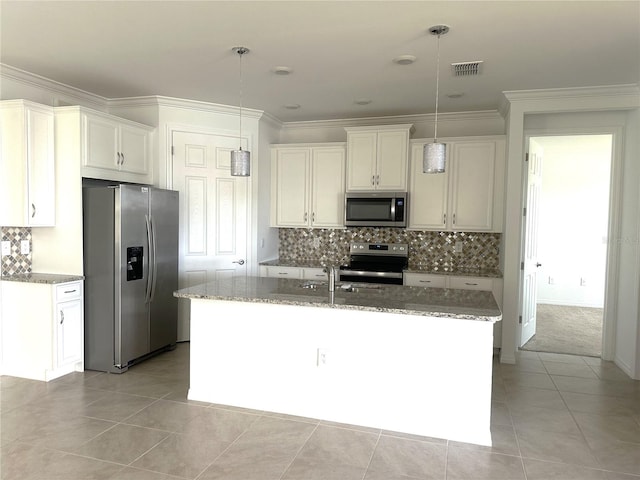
[[534, 135, 612, 308]]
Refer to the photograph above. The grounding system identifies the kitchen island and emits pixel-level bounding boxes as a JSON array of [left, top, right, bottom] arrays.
[[174, 276, 501, 445]]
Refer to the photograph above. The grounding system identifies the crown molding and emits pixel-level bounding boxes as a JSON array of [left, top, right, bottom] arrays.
[[280, 110, 503, 131], [502, 84, 639, 105], [0, 63, 108, 110]]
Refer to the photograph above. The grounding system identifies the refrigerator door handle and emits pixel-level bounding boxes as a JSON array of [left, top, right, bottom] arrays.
[[150, 215, 158, 302], [145, 214, 153, 304]]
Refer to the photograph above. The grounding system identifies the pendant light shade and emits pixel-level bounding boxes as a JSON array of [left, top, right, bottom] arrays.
[[423, 25, 449, 174], [231, 46, 250, 177]]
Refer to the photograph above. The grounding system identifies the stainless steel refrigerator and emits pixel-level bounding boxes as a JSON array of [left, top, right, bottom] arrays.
[[83, 184, 179, 373]]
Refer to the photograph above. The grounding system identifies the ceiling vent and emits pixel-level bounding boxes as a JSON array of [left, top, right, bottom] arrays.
[[451, 61, 483, 76]]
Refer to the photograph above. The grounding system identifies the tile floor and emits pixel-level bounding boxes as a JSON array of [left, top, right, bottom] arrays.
[[1, 344, 640, 479]]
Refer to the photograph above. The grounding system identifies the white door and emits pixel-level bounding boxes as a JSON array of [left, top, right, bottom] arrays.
[[172, 131, 249, 341], [520, 138, 543, 346]]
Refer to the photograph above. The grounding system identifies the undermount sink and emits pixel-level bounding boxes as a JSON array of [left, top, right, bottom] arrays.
[[299, 281, 327, 290], [339, 283, 382, 293]]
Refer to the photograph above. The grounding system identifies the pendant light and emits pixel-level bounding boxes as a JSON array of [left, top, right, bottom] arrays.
[[230, 46, 250, 176], [423, 25, 449, 174]]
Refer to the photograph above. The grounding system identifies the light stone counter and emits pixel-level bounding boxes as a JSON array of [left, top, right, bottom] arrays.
[[0, 273, 84, 284], [173, 276, 501, 322]]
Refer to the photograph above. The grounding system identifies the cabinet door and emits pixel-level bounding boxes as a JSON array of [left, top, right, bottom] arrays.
[[119, 124, 149, 174], [346, 132, 377, 191], [311, 147, 345, 227], [450, 142, 496, 231], [376, 130, 408, 190], [26, 107, 55, 226], [84, 114, 119, 170], [448, 276, 493, 291], [265, 266, 302, 279], [272, 148, 310, 227], [408, 143, 448, 229], [56, 299, 83, 367], [302, 268, 327, 280]]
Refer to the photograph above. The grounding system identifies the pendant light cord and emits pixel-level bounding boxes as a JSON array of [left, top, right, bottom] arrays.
[[238, 50, 243, 151], [434, 32, 441, 142]]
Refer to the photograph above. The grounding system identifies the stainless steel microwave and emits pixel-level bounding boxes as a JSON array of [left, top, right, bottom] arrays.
[[344, 192, 407, 227]]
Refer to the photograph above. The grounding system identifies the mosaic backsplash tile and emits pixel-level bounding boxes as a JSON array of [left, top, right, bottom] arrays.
[[278, 228, 501, 272], [1, 226, 32, 276]]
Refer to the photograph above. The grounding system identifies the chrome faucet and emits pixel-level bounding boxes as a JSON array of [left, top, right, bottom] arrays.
[[325, 266, 337, 292]]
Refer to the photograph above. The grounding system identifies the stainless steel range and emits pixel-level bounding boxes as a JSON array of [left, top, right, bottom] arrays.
[[339, 242, 408, 285]]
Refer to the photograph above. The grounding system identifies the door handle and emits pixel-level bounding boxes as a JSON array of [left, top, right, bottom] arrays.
[[232, 259, 245, 265]]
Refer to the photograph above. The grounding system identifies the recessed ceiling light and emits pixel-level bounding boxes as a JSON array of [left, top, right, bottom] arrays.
[[273, 66, 293, 75], [354, 99, 372, 105], [447, 93, 464, 99], [393, 55, 417, 65], [284, 103, 300, 109]]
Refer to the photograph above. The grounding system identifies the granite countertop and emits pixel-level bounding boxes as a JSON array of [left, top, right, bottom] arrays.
[[174, 276, 502, 322], [260, 259, 502, 278], [0, 273, 85, 284]]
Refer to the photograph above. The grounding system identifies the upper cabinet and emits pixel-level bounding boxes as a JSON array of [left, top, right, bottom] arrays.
[[0, 100, 55, 226], [55, 106, 153, 185], [271, 143, 346, 228], [345, 125, 412, 191], [408, 136, 506, 232]]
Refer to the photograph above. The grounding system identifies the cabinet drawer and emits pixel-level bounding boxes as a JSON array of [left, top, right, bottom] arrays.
[[448, 276, 493, 291], [302, 268, 327, 280], [264, 266, 302, 279], [403, 273, 447, 288], [55, 282, 82, 302]]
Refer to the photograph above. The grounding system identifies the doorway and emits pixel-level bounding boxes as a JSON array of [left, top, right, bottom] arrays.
[[520, 134, 613, 357]]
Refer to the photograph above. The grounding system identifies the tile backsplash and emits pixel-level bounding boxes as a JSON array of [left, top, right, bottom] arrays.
[[278, 228, 501, 272], [1, 226, 32, 276]]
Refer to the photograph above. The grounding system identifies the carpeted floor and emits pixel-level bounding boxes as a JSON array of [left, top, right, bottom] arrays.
[[521, 303, 603, 357]]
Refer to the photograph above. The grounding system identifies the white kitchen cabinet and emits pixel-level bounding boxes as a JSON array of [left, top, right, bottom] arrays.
[[0, 100, 55, 226], [408, 136, 505, 232], [55, 106, 153, 185], [345, 125, 412, 191], [404, 272, 503, 347], [0, 280, 84, 381], [302, 267, 327, 280], [270, 143, 346, 228]]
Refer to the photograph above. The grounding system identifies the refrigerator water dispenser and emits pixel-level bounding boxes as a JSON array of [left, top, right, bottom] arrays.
[[126, 246, 144, 281]]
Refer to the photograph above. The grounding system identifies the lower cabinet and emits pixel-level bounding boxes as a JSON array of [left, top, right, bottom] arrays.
[[404, 273, 503, 347], [0, 280, 84, 381], [259, 266, 327, 280]]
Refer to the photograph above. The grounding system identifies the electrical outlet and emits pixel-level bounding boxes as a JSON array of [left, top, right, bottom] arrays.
[[548, 276, 555, 285], [317, 348, 329, 366], [1, 241, 10, 256], [580, 277, 587, 287], [454, 241, 463, 253], [313, 237, 321, 249], [20, 240, 30, 255]]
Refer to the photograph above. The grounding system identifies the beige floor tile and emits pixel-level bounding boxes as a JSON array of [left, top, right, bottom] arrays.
[[293, 424, 378, 468], [516, 429, 600, 468], [500, 357, 547, 375], [511, 405, 581, 436], [523, 457, 609, 479], [446, 446, 526, 479], [574, 411, 640, 445], [505, 385, 568, 411], [491, 401, 512, 426], [0, 441, 68, 480], [590, 364, 639, 382], [108, 466, 186, 479], [281, 460, 367, 480], [73, 423, 169, 465], [366, 434, 446, 479], [544, 361, 599, 379], [515, 350, 541, 361], [561, 391, 640, 417], [537, 352, 589, 365], [179, 406, 259, 442], [450, 424, 520, 456], [131, 432, 231, 478], [123, 398, 209, 432], [503, 372, 557, 391], [589, 440, 640, 475], [379, 430, 447, 445], [79, 392, 158, 422]]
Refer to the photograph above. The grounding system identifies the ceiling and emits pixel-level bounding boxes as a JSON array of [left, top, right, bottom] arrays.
[[1, 1, 638, 123]]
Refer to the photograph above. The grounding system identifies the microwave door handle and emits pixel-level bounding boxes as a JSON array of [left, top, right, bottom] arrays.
[[390, 201, 396, 221]]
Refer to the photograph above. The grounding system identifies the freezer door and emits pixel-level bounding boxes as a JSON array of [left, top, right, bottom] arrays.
[[149, 188, 179, 351], [116, 185, 151, 366]]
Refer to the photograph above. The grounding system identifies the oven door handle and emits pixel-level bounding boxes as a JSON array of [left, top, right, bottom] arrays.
[[339, 270, 404, 279]]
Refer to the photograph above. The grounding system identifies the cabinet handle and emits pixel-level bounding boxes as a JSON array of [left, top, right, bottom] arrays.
[[304, 212, 308, 222], [60, 311, 64, 324], [376, 175, 380, 185], [453, 213, 456, 225], [64, 289, 77, 294], [443, 213, 446, 224], [312, 212, 315, 222], [465, 282, 479, 286], [31, 203, 36, 218], [419, 280, 432, 283], [371, 175, 375, 186], [278, 272, 288, 275], [121, 152, 125, 165]]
